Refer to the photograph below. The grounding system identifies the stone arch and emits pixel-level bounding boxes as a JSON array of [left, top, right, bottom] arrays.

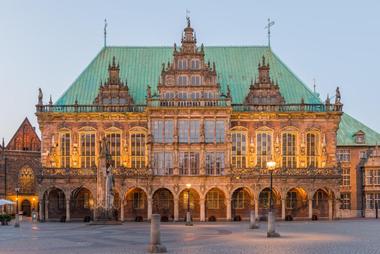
[[179, 188, 200, 221], [203, 186, 229, 201], [44, 187, 66, 220], [312, 188, 333, 218], [231, 187, 253, 221], [285, 187, 308, 219], [152, 188, 174, 222], [70, 187, 94, 219], [205, 187, 226, 221], [125, 187, 148, 221], [258, 187, 282, 218], [21, 199, 32, 216]]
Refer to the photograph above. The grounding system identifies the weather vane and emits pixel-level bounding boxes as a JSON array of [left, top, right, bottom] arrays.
[[104, 18, 108, 47], [265, 18, 275, 48]]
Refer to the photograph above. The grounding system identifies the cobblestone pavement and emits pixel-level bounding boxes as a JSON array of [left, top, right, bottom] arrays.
[[0, 219, 380, 254]]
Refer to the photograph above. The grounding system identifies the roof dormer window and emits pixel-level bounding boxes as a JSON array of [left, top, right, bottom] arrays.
[[354, 130, 365, 144]]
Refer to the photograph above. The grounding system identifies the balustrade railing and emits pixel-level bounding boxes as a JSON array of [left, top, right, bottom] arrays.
[[36, 104, 146, 113], [232, 103, 343, 113], [230, 167, 341, 177]]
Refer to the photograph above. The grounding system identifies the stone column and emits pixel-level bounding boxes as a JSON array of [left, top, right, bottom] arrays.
[[120, 199, 124, 222], [281, 199, 286, 220], [65, 198, 70, 222], [39, 201, 43, 221], [174, 197, 179, 222], [226, 198, 231, 221], [249, 210, 259, 229], [255, 198, 259, 219], [200, 198, 205, 222], [328, 199, 333, 220], [308, 199, 313, 220], [148, 197, 153, 220], [44, 200, 49, 221]]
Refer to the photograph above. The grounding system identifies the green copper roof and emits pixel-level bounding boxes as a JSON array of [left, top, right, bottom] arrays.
[[337, 113, 380, 146], [56, 46, 321, 105]]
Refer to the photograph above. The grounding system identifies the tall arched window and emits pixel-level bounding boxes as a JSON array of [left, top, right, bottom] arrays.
[[19, 167, 35, 193], [60, 132, 71, 168], [80, 133, 96, 168], [130, 132, 146, 168], [231, 132, 247, 168], [282, 133, 297, 168], [106, 132, 121, 167], [306, 133, 319, 167], [256, 132, 272, 168]]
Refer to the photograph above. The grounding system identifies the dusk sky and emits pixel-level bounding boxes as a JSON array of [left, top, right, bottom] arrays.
[[1, 0, 379, 142]]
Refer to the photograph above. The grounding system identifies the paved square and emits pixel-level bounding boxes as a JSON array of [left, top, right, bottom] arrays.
[[1, 219, 380, 254]]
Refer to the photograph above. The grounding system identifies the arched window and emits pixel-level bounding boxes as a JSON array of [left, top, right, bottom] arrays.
[[18, 167, 35, 193], [256, 132, 272, 168], [177, 59, 187, 70], [306, 133, 319, 167], [231, 132, 247, 168], [80, 133, 96, 168], [105, 132, 121, 167], [282, 133, 297, 168], [130, 132, 146, 168], [191, 59, 200, 70], [60, 132, 71, 168]]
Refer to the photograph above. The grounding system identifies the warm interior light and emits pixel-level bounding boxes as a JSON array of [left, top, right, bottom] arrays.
[[266, 161, 276, 170], [186, 183, 191, 189]]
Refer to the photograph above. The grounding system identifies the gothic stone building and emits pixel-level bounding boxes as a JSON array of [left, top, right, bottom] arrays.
[[33, 19, 380, 222], [0, 118, 41, 216]]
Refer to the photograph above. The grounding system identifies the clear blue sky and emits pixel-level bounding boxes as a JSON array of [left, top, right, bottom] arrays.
[[1, 0, 380, 142]]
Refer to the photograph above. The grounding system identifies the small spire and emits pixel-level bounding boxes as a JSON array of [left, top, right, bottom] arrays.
[[213, 62, 216, 72], [104, 18, 108, 47], [200, 43, 204, 53], [2, 138, 4, 150], [174, 43, 177, 52], [75, 97, 78, 105], [112, 56, 116, 67], [49, 95, 53, 105]]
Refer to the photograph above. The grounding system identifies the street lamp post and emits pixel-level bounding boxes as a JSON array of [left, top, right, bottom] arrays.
[[185, 183, 193, 226], [266, 161, 279, 237], [15, 187, 20, 228]]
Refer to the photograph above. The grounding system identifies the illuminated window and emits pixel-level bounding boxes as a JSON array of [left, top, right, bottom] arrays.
[[231, 132, 247, 168], [106, 133, 121, 167], [133, 191, 145, 209], [131, 133, 146, 168], [282, 133, 297, 168], [342, 168, 350, 186], [60, 132, 70, 168], [183, 191, 195, 210], [256, 132, 272, 168], [306, 133, 319, 167], [80, 133, 96, 168], [18, 167, 35, 193], [341, 193, 351, 209], [206, 190, 220, 209]]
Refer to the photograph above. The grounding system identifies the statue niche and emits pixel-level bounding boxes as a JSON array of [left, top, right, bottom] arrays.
[[93, 56, 134, 105], [244, 56, 285, 105]]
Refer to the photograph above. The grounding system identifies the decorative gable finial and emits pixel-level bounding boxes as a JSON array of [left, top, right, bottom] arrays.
[[49, 95, 53, 105]]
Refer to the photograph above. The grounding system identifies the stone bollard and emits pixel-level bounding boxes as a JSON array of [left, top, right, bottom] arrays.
[[267, 211, 280, 237], [249, 210, 259, 229], [185, 211, 193, 226], [148, 214, 167, 253]]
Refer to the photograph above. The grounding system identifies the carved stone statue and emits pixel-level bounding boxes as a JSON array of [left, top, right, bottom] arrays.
[[147, 85, 152, 98], [38, 88, 43, 105], [335, 86, 341, 104], [105, 166, 115, 213]]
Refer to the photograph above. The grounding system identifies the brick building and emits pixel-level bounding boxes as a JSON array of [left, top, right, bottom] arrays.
[[2, 18, 380, 221], [0, 118, 41, 216]]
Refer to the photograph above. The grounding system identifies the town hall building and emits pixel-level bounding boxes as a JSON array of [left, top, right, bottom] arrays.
[[2, 18, 380, 222]]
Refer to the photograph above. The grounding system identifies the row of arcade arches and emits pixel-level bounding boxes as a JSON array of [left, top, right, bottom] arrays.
[[40, 186, 335, 221]]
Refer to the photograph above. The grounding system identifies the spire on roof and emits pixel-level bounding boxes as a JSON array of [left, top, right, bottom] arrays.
[[104, 18, 108, 47]]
